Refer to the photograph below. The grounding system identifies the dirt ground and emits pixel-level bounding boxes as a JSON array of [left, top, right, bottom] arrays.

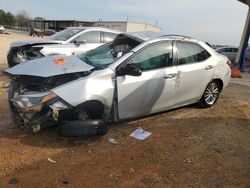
[[0, 32, 250, 188]]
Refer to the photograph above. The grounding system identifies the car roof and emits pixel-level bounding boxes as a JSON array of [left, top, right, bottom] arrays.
[[120, 31, 196, 43], [65, 27, 121, 33]]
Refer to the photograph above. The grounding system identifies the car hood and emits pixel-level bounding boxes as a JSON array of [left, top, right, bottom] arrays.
[[4, 55, 95, 77], [10, 40, 63, 48]]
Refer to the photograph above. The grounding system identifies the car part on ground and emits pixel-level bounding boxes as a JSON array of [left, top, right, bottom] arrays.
[[7, 27, 121, 67], [58, 120, 107, 137], [4, 31, 231, 137]]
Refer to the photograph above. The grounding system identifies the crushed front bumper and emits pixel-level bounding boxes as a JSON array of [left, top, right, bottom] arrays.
[[9, 91, 73, 132]]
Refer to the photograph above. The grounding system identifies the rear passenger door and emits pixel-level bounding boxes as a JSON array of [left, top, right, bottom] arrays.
[[174, 41, 214, 106]]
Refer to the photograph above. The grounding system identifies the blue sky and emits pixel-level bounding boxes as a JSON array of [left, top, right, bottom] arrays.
[[0, 0, 248, 45]]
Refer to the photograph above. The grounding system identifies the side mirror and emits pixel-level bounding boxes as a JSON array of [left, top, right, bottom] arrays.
[[74, 39, 87, 46], [117, 64, 142, 76]]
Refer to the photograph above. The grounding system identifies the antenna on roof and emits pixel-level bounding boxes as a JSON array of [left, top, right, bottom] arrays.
[[126, 15, 129, 21]]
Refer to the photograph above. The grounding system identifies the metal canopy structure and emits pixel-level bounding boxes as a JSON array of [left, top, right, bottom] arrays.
[[236, 0, 250, 68]]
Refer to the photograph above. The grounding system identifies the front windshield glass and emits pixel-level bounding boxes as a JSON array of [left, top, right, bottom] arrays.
[[78, 43, 118, 69], [49, 28, 84, 41]]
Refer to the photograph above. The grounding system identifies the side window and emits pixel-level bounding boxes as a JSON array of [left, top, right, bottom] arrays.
[[233, 48, 238, 52], [176, 42, 211, 65], [103, 32, 117, 43], [127, 42, 173, 71], [77, 31, 101, 43]]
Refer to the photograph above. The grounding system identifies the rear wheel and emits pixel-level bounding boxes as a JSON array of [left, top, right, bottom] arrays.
[[199, 80, 221, 108]]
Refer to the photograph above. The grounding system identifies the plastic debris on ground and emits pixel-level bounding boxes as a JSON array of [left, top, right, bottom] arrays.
[[9, 178, 19, 184], [108, 137, 118, 144], [48, 157, 57, 164], [129, 127, 152, 140]]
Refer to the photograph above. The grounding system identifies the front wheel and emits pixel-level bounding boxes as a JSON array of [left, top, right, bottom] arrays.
[[199, 80, 221, 108]]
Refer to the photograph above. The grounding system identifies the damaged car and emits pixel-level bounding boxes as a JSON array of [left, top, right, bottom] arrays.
[[4, 32, 231, 137], [7, 27, 120, 67]]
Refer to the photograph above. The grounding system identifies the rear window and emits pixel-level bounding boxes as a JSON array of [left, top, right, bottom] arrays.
[[176, 42, 211, 65]]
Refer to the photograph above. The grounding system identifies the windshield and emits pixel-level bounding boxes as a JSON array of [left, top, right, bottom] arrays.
[[49, 28, 84, 41], [78, 43, 118, 69]]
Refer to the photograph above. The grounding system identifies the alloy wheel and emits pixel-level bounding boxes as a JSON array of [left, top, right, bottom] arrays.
[[204, 82, 219, 105]]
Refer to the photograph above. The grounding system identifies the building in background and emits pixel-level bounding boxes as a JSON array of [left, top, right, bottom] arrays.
[[93, 21, 161, 32], [30, 19, 161, 32], [30, 19, 95, 31]]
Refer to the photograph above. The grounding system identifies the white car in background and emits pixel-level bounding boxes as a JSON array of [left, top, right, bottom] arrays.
[[7, 27, 120, 67], [215, 47, 238, 62], [0, 25, 5, 32]]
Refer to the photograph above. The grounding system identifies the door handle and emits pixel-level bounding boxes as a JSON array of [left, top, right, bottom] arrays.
[[163, 73, 177, 79], [205, 65, 214, 70]]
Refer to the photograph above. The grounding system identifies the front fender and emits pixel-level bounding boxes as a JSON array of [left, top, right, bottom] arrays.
[[51, 69, 115, 108]]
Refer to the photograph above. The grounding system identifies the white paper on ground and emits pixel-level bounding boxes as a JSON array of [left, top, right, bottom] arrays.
[[129, 127, 152, 140]]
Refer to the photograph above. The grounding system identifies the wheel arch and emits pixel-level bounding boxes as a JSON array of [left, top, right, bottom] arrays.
[[212, 78, 224, 92], [76, 99, 109, 119]]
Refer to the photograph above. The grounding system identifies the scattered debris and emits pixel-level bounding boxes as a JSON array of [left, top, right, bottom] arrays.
[[130, 168, 135, 173], [0, 31, 10, 35], [108, 137, 118, 144], [129, 127, 152, 140], [63, 180, 70, 185], [47, 158, 57, 164], [9, 178, 19, 184]]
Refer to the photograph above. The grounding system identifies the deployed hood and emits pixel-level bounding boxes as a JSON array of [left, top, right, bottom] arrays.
[[10, 40, 63, 48], [4, 55, 94, 77]]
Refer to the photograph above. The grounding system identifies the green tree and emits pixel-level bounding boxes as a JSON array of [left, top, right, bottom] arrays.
[[0, 9, 15, 26], [15, 10, 31, 29]]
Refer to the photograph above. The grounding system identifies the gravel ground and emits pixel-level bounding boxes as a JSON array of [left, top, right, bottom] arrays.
[[0, 78, 249, 187]]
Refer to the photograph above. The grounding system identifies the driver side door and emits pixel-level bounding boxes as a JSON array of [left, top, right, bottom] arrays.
[[116, 41, 177, 120]]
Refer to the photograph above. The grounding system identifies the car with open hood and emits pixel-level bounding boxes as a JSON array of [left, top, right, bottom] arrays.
[[4, 32, 231, 137], [7, 27, 120, 67]]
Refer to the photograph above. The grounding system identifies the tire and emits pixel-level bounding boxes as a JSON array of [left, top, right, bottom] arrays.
[[199, 80, 221, 108], [58, 119, 107, 138]]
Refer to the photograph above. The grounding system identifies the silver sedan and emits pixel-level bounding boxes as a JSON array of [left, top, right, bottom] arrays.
[[5, 32, 231, 136]]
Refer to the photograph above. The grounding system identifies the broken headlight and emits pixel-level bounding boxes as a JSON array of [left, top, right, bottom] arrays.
[[11, 92, 56, 112]]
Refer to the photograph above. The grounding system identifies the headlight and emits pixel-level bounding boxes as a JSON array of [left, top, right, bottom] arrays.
[[12, 92, 56, 112]]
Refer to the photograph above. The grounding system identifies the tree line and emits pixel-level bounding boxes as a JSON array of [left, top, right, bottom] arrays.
[[0, 9, 31, 29]]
